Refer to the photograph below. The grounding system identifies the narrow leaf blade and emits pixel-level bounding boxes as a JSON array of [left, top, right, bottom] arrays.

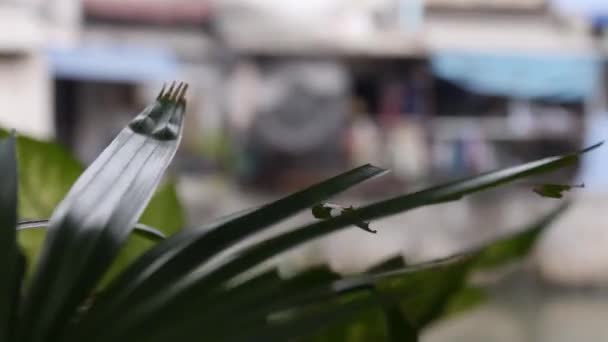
[[139, 180, 185, 236], [81, 143, 595, 338], [0, 133, 19, 341], [17, 220, 166, 242], [72, 164, 387, 340], [18, 85, 187, 342], [178, 143, 597, 294]]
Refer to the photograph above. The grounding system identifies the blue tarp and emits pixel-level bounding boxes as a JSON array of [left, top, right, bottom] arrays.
[[593, 15, 608, 29], [431, 52, 600, 101], [48, 45, 178, 82]]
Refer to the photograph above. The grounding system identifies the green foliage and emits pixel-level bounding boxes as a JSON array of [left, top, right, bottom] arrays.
[[441, 286, 487, 318], [0, 129, 82, 219], [309, 203, 567, 341], [15, 221, 166, 288], [140, 180, 185, 235], [473, 202, 569, 270], [0, 129, 185, 235], [0, 130, 185, 286], [0, 82, 600, 342], [17, 83, 189, 342]]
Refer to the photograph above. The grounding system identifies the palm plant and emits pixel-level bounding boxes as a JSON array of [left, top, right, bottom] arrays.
[[0, 82, 600, 342]]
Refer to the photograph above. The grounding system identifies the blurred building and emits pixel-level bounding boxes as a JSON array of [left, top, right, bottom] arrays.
[[0, 0, 603, 185], [213, 0, 598, 189], [0, 0, 79, 139], [55, 0, 217, 163], [0, 0, 219, 165]]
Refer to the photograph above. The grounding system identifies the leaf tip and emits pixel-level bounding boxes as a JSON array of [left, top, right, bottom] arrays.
[[158, 81, 188, 105], [582, 141, 604, 153], [164, 81, 176, 100], [157, 83, 167, 100], [362, 163, 390, 179], [172, 82, 183, 101], [178, 83, 189, 104]]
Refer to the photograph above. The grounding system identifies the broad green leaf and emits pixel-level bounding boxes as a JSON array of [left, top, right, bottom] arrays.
[[310, 307, 387, 342], [17, 83, 188, 342], [135, 290, 375, 342], [375, 255, 475, 328], [303, 255, 407, 341], [149, 269, 287, 342], [220, 266, 340, 320], [0, 133, 20, 341], [71, 164, 387, 341], [278, 256, 473, 341], [217, 292, 379, 342], [377, 203, 569, 328], [222, 204, 568, 340], [16, 228, 45, 282], [533, 183, 584, 199], [0, 128, 82, 219], [136, 255, 470, 342], [311, 290, 418, 342], [378, 291, 418, 342], [397, 203, 569, 327], [139, 179, 185, 236], [109, 266, 344, 341], [98, 234, 157, 290], [473, 202, 569, 270], [223, 256, 471, 342], [16, 136, 82, 219], [383, 304, 418, 342], [16, 220, 167, 287], [140, 200, 566, 342], [441, 286, 487, 318]]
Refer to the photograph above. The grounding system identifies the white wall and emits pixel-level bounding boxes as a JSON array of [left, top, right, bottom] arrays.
[[0, 0, 80, 139], [0, 54, 53, 139]]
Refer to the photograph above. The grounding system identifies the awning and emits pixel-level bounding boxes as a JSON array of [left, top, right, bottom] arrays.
[[431, 52, 600, 101], [47, 44, 178, 82], [84, 0, 212, 26], [553, 0, 608, 16]]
